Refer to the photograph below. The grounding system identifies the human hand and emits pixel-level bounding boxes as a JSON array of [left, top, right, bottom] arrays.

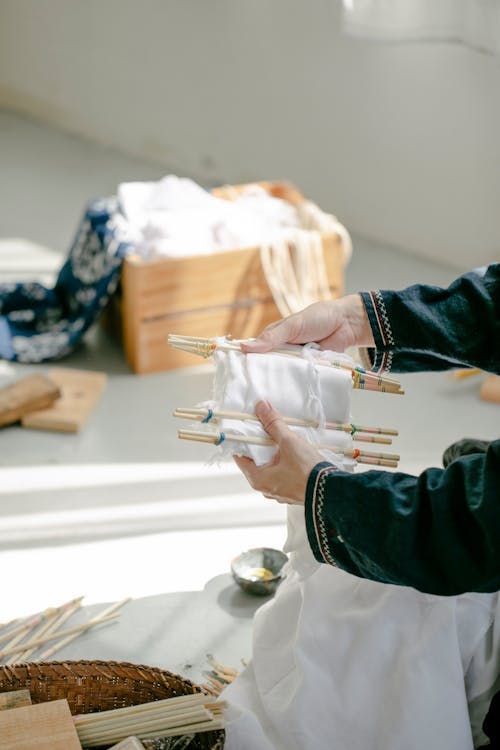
[[233, 400, 325, 505], [240, 294, 374, 354]]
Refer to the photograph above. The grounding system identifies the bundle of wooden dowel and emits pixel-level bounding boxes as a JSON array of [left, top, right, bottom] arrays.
[[0, 597, 129, 664], [73, 693, 225, 747], [177, 426, 399, 468], [201, 654, 241, 697], [174, 409, 400, 468], [168, 334, 404, 395]]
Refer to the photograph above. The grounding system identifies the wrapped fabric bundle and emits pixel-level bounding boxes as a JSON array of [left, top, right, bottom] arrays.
[[204, 343, 355, 467]]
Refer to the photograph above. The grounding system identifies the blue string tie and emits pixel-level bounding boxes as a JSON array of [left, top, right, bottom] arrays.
[[202, 408, 214, 423], [215, 432, 225, 446]]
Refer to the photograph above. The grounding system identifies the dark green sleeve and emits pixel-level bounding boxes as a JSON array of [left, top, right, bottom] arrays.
[[359, 263, 500, 374], [304, 441, 500, 595]]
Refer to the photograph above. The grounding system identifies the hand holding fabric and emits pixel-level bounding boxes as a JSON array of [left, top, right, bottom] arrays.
[[240, 294, 375, 354], [233, 400, 324, 505]]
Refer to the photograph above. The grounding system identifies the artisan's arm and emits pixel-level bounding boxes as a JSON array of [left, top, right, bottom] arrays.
[[360, 263, 500, 373], [305, 443, 500, 596]]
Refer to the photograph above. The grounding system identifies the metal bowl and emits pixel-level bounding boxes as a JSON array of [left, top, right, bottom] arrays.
[[231, 547, 288, 596]]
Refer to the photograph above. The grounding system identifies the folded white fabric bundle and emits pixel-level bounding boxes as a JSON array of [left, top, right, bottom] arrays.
[[204, 343, 355, 466]]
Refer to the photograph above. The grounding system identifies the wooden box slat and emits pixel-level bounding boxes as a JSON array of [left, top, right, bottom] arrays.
[[123, 245, 274, 320], [124, 300, 281, 373]]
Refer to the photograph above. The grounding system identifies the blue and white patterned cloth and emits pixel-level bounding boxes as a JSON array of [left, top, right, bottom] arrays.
[[0, 198, 132, 362]]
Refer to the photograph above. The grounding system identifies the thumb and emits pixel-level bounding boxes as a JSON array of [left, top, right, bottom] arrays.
[[241, 316, 301, 353], [255, 400, 292, 444]]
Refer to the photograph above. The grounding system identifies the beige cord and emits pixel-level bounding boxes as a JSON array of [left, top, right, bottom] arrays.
[[260, 201, 352, 317], [297, 200, 353, 265]]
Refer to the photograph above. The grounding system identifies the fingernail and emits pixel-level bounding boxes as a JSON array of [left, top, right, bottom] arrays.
[[243, 340, 265, 352], [255, 400, 270, 416]]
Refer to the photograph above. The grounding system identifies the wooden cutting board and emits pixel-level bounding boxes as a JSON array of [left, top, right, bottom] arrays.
[[0, 699, 82, 749], [22, 368, 107, 433], [0, 374, 60, 427]]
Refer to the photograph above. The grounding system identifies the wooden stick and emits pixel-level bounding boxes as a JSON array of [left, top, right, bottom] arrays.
[[173, 408, 393, 445], [207, 655, 239, 677], [168, 335, 403, 394], [348, 434, 392, 445], [10, 598, 83, 664], [74, 694, 224, 746], [77, 710, 211, 738], [0, 613, 118, 660], [75, 693, 208, 724], [178, 429, 400, 463], [169, 337, 401, 393], [174, 408, 399, 437], [0, 600, 79, 659], [0, 617, 20, 637], [336, 422, 398, 436], [78, 717, 225, 746], [169, 335, 403, 389], [0, 597, 83, 646], [78, 719, 225, 747], [38, 598, 130, 660], [4, 612, 57, 664], [77, 708, 214, 739], [355, 456, 398, 468], [75, 695, 223, 726], [1, 620, 42, 657]]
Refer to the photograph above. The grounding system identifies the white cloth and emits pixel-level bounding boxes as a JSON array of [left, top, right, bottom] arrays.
[[115, 176, 301, 259], [224, 562, 498, 749], [465, 594, 500, 746], [219, 352, 500, 749], [209, 344, 354, 466]]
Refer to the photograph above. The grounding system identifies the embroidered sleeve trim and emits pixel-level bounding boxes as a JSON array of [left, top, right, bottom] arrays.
[[311, 465, 344, 566], [360, 291, 395, 374], [371, 291, 395, 347]]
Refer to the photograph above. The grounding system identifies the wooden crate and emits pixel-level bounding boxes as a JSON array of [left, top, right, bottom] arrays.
[[119, 182, 346, 373]]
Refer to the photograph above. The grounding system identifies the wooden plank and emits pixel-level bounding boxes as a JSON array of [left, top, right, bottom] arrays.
[[122, 233, 344, 321], [0, 374, 60, 427], [0, 690, 32, 711], [123, 246, 275, 320], [22, 369, 107, 433], [0, 699, 82, 749], [129, 300, 281, 373], [480, 374, 500, 404]]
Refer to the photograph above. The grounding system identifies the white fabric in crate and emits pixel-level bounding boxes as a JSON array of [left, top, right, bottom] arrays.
[[214, 348, 499, 750]]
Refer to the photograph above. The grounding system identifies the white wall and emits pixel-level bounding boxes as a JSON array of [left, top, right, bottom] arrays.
[[0, 0, 499, 270]]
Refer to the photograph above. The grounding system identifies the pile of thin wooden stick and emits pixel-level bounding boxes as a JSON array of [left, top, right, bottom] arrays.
[[74, 693, 225, 747], [0, 598, 129, 664]]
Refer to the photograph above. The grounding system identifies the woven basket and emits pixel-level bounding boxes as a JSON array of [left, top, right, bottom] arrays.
[[0, 660, 224, 749]]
